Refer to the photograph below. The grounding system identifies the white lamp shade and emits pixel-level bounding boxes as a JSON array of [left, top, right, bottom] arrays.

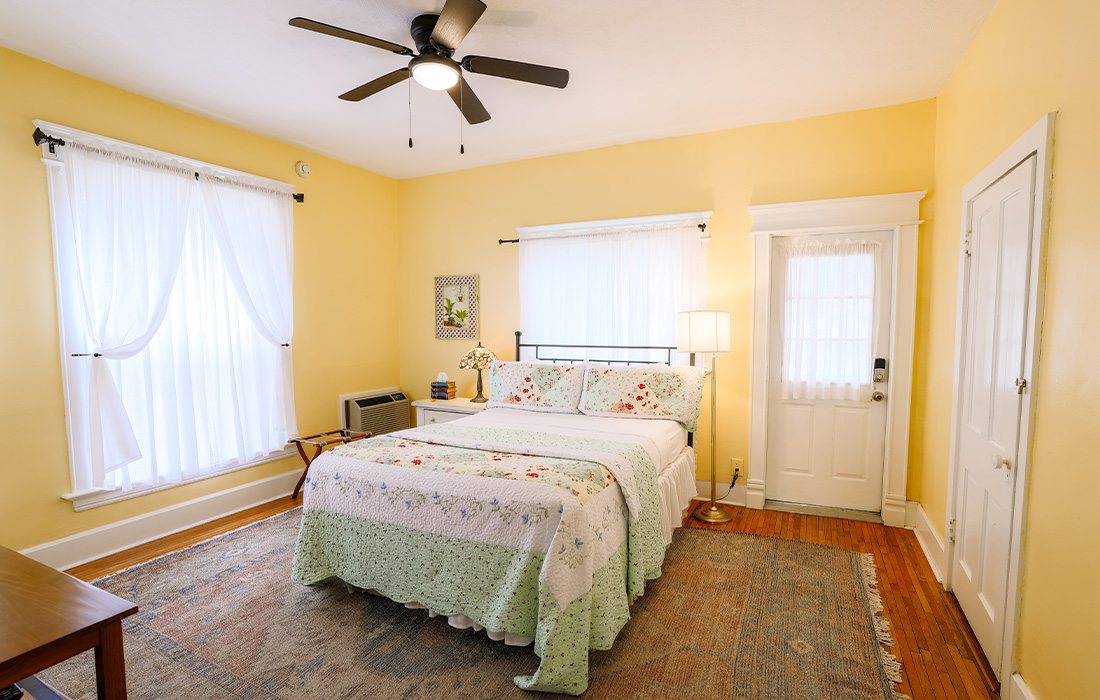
[[677, 310, 731, 353]]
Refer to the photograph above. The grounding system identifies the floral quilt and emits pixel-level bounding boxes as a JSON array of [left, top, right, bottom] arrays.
[[291, 422, 664, 695]]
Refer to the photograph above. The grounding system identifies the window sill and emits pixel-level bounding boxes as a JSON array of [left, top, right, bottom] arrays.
[[61, 448, 297, 512]]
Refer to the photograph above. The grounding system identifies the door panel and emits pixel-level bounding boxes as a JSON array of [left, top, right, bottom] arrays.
[[766, 231, 892, 512], [774, 403, 814, 474], [832, 407, 873, 479], [950, 156, 1035, 677]]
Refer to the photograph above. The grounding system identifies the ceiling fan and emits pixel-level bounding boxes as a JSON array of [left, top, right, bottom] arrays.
[[289, 0, 569, 125]]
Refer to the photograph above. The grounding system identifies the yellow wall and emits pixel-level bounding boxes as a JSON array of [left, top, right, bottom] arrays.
[[907, 0, 1100, 696], [396, 100, 937, 487], [0, 47, 401, 551]]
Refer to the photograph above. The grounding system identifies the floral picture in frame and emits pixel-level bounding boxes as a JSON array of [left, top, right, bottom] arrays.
[[434, 274, 479, 339]]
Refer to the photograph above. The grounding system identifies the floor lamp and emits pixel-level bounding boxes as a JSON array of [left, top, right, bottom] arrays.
[[678, 310, 732, 524]]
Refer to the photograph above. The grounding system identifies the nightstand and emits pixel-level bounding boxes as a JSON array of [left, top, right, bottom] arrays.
[[412, 397, 487, 426]]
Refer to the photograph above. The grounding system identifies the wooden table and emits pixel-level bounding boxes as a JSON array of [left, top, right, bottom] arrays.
[[0, 546, 137, 699]]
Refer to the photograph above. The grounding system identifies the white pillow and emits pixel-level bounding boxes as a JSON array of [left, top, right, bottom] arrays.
[[578, 364, 705, 430], [485, 361, 585, 413]]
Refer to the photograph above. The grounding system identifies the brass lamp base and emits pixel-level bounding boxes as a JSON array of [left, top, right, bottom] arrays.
[[693, 502, 733, 523]]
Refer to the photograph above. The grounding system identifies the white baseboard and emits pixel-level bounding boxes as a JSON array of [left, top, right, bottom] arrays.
[[882, 495, 907, 528], [905, 500, 947, 583], [20, 470, 299, 571], [1006, 672, 1036, 700], [694, 480, 747, 507], [745, 478, 765, 509]]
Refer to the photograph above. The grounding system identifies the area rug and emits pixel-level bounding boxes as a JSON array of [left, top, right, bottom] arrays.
[[40, 508, 904, 699]]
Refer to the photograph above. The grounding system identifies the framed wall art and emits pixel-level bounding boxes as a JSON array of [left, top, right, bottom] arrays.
[[434, 274, 479, 340]]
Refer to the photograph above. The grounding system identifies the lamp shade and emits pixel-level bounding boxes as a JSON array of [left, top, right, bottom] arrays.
[[458, 342, 497, 371], [677, 310, 731, 353]]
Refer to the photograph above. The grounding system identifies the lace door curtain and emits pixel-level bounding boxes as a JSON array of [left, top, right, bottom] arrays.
[[778, 238, 881, 402]]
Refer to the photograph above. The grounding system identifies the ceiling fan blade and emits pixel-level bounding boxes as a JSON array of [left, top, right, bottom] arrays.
[[431, 0, 487, 50], [461, 55, 569, 88], [290, 17, 413, 56], [446, 77, 491, 124], [339, 68, 411, 102]]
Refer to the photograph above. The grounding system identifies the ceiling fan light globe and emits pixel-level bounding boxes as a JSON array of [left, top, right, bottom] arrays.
[[412, 61, 459, 90]]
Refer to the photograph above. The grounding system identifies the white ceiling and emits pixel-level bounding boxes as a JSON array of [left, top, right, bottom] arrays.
[[0, 0, 994, 179]]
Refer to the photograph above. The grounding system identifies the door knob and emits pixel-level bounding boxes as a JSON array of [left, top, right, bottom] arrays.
[[871, 391, 886, 402], [992, 455, 1012, 470]]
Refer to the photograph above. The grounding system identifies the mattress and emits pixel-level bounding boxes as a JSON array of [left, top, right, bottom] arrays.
[[454, 407, 689, 474]]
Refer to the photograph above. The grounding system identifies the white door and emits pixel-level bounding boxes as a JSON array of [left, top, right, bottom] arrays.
[[950, 156, 1036, 676], [765, 231, 893, 512]]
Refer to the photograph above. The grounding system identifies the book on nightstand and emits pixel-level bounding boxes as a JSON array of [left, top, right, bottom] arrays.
[[431, 381, 456, 400]]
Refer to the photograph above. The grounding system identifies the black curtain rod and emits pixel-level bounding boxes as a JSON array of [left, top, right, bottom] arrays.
[[498, 221, 706, 245], [33, 127, 305, 203]]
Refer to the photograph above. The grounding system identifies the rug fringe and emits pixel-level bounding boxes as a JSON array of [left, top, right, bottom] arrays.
[[860, 552, 911, 700]]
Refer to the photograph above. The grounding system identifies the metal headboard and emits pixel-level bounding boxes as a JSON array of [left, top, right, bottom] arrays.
[[514, 331, 682, 365], [512, 331, 694, 446]]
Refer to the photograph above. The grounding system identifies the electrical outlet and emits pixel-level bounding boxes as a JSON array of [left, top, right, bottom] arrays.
[[731, 458, 744, 485]]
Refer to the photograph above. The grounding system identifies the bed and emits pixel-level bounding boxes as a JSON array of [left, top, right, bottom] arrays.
[[291, 341, 700, 695]]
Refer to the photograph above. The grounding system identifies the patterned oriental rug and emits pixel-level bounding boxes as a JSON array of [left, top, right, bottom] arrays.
[[40, 508, 905, 699]]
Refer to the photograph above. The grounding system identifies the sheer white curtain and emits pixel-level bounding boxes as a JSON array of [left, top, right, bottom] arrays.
[[519, 217, 707, 362], [48, 140, 296, 495], [200, 179, 296, 436], [778, 238, 880, 401], [49, 146, 193, 487]]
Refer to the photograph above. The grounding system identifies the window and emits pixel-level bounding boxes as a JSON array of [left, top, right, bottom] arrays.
[[518, 214, 708, 362], [43, 125, 296, 503], [777, 237, 880, 401]]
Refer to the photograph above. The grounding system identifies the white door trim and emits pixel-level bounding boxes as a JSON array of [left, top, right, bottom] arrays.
[[747, 191, 924, 526], [945, 112, 1055, 691]]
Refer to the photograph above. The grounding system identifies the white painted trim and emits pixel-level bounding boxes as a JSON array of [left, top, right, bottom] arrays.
[[747, 192, 923, 523], [905, 501, 947, 583], [749, 192, 925, 233], [33, 119, 295, 193], [516, 211, 712, 237], [693, 480, 746, 507], [943, 114, 1055, 689], [21, 470, 300, 571], [1006, 673, 1037, 700], [61, 448, 296, 511]]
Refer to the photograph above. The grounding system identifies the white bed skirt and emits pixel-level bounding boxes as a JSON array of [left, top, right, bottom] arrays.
[[656, 446, 698, 545], [364, 446, 698, 647]]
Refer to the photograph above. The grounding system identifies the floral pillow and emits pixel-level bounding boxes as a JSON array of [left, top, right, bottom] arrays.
[[486, 361, 585, 413], [578, 364, 705, 431]]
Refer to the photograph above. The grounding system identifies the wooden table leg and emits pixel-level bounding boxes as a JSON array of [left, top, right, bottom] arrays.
[[94, 621, 127, 700]]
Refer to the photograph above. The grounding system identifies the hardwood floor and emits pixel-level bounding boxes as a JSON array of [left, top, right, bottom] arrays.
[[65, 496, 997, 700], [66, 498, 300, 581]]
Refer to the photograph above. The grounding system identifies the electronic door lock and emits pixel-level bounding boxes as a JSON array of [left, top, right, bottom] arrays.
[[873, 358, 888, 383]]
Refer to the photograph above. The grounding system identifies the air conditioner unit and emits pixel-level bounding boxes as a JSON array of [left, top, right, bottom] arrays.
[[339, 388, 411, 436]]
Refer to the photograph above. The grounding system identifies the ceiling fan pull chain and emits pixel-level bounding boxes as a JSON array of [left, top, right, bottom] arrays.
[[459, 81, 465, 155], [408, 78, 414, 148]]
